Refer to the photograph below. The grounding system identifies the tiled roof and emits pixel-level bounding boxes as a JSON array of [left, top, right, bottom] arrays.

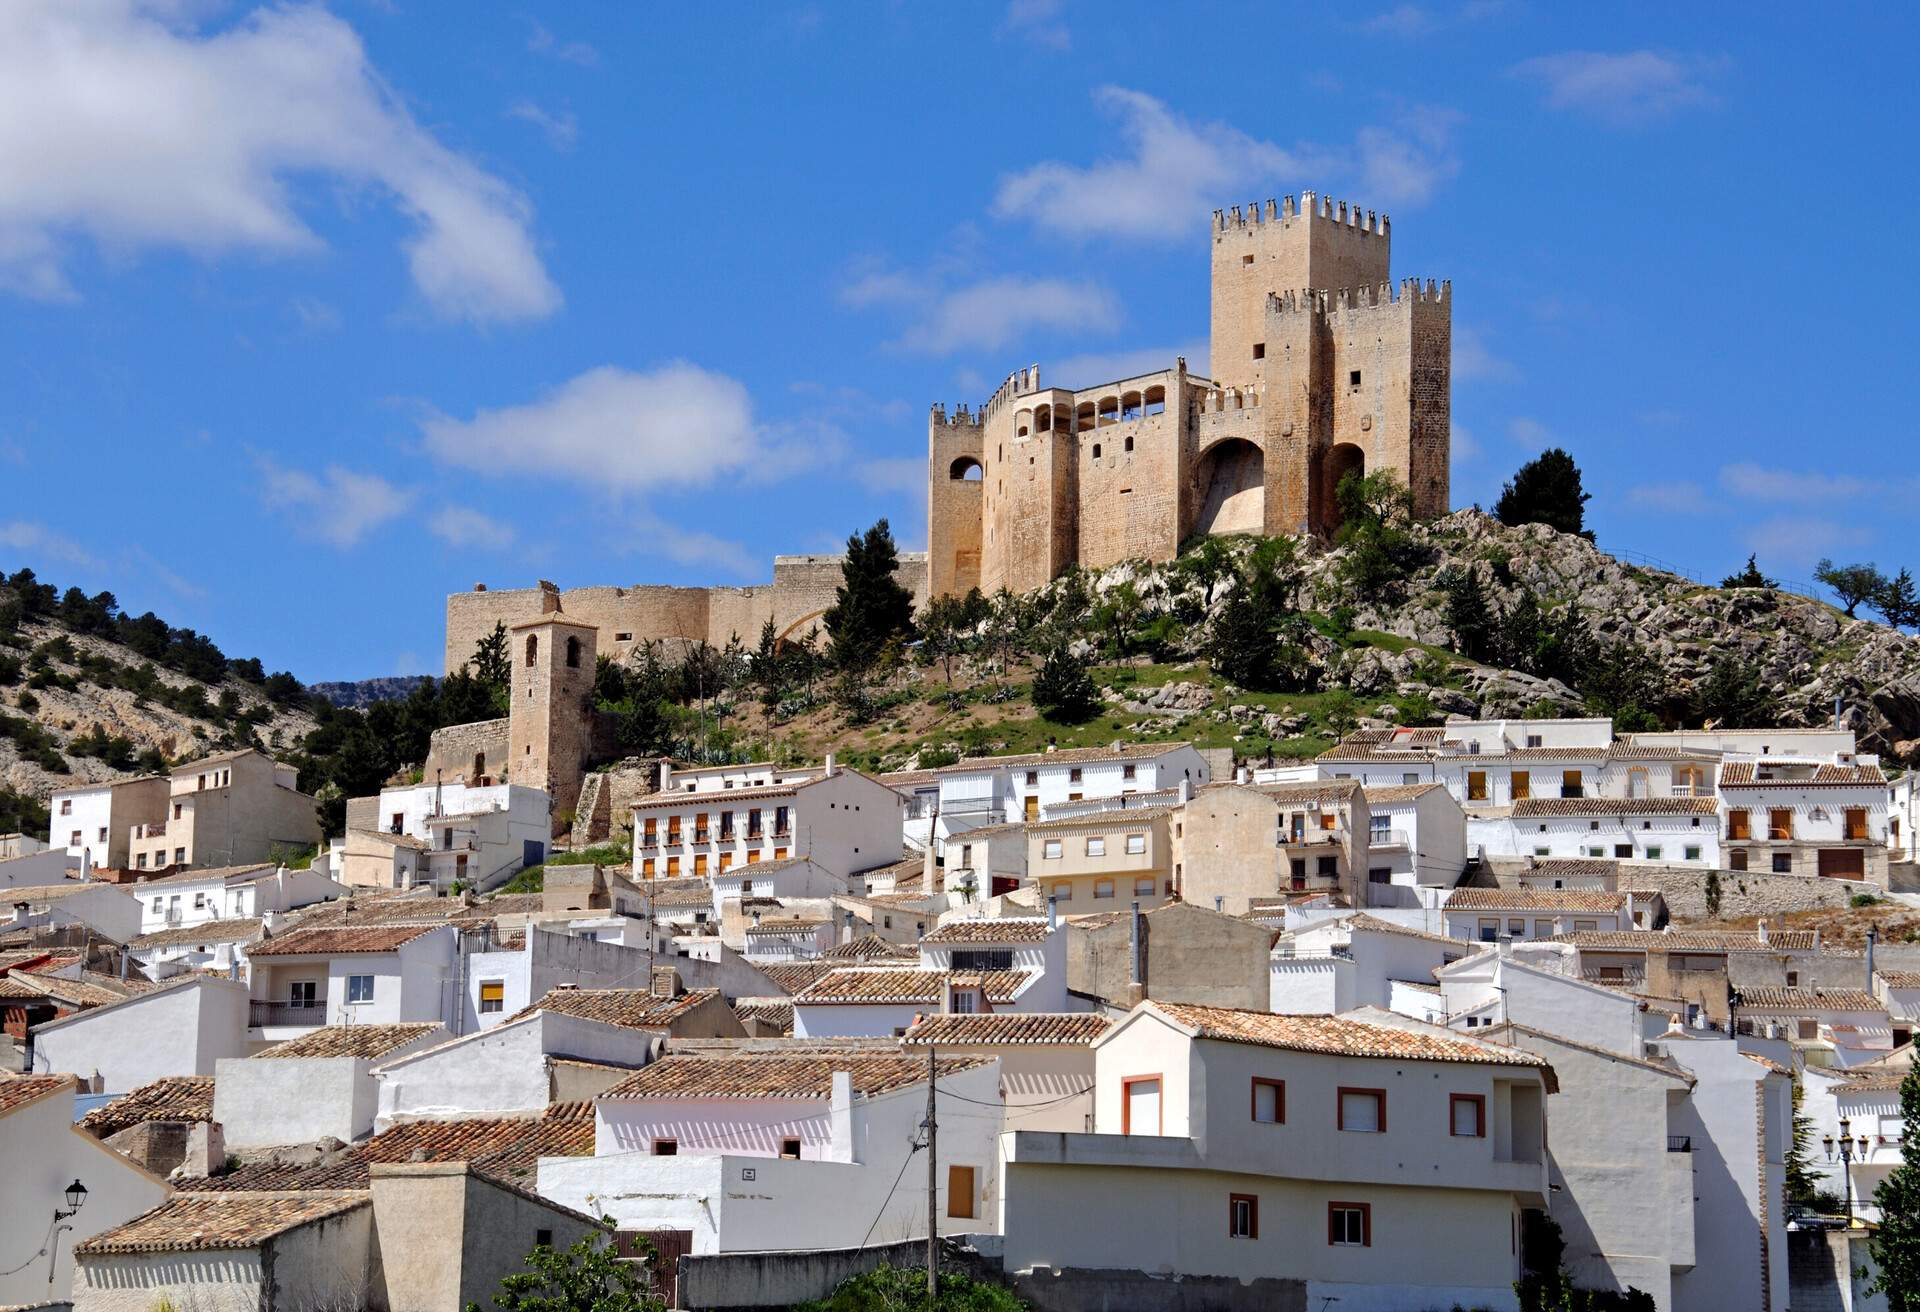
[[883, 742, 1195, 779], [76, 1194, 368, 1255], [633, 781, 801, 809], [1745, 1053, 1794, 1076], [1737, 987, 1884, 1013], [1506, 857, 1619, 879], [1837, 1070, 1914, 1093], [3, 880, 106, 903], [4, 971, 148, 1009], [600, 1053, 988, 1100], [128, 864, 275, 889], [256, 1023, 441, 1060], [514, 987, 721, 1030], [1446, 888, 1627, 912], [248, 923, 441, 957], [287, 890, 475, 928], [347, 827, 430, 852], [1025, 807, 1176, 834], [758, 963, 839, 994], [1877, 971, 1920, 989], [714, 858, 811, 880], [902, 1013, 1112, 1046], [1342, 913, 1464, 948], [732, 1000, 795, 1034], [922, 918, 1051, 945], [794, 968, 1028, 1005], [1558, 930, 1820, 952], [1360, 783, 1446, 803], [822, 935, 916, 961], [647, 887, 717, 909], [1510, 797, 1718, 818], [192, 1111, 594, 1193], [744, 918, 827, 936], [0, 949, 59, 973], [1149, 1003, 1552, 1070], [1719, 761, 1888, 787], [130, 917, 263, 950], [0, 1074, 73, 1116], [81, 1076, 216, 1138], [1607, 745, 1714, 761]]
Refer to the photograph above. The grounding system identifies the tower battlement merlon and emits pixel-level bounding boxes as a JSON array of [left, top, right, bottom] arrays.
[[930, 402, 985, 428], [1215, 192, 1388, 235]]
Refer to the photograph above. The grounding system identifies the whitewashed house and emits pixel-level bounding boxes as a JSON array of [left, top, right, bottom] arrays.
[[918, 916, 1068, 1010], [1734, 986, 1892, 1069], [742, 916, 834, 961], [243, 922, 458, 1041], [4, 880, 143, 942], [1714, 756, 1889, 881], [48, 776, 169, 871], [126, 864, 344, 936], [901, 1011, 1111, 1132], [538, 1053, 1004, 1254], [1799, 1065, 1907, 1222], [791, 965, 1046, 1039], [1275, 913, 1467, 1015], [1442, 889, 1639, 944], [212, 1022, 446, 1149], [1474, 797, 1721, 866], [708, 856, 846, 920], [998, 1001, 1553, 1310], [127, 916, 260, 981], [634, 759, 902, 882], [1358, 782, 1466, 902], [28, 975, 250, 1096]]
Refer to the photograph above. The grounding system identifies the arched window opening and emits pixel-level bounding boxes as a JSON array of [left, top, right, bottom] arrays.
[[566, 635, 582, 668], [1035, 408, 1051, 431], [1125, 436, 1135, 453], [950, 457, 983, 481], [1096, 396, 1120, 425], [1120, 391, 1143, 421], [1143, 386, 1166, 416], [1075, 402, 1096, 433], [1092, 443, 1102, 459], [1015, 408, 1032, 438], [524, 634, 538, 668]]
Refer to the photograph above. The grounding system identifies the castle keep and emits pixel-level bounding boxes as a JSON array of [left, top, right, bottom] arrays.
[[929, 192, 1450, 597], [445, 192, 1448, 671]]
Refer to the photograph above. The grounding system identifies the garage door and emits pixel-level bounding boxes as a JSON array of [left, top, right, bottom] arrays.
[[1818, 848, 1865, 879]]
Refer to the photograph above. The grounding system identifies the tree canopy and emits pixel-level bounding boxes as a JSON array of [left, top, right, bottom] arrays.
[[823, 519, 917, 671], [1494, 448, 1592, 540]]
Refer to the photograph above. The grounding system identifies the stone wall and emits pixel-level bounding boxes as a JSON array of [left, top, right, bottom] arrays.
[[1625, 863, 1874, 921], [424, 718, 509, 786], [569, 760, 663, 847]]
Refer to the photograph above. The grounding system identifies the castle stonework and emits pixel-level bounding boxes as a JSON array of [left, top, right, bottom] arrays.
[[508, 610, 598, 822], [928, 192, 1450, 597]]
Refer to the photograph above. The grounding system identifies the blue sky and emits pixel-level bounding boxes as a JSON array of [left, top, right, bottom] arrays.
[[1, 2, 1915, 680]]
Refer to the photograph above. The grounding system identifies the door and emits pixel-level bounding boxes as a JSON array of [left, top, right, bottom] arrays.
[[1123, 1077, 1161, 1134], [1024, 796, 1040, 822], [1818, 848, 1865, 879]]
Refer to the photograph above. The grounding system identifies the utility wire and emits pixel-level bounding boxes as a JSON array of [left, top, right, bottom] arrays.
[[855, 1137, 924, 1253], [0, 1218, 58, 1278]]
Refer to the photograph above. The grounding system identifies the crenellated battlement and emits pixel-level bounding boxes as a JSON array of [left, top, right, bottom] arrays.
[[930, 402, 984, 428], [1267, 277, 1451, 319], [1214, 190, 1389, 237]]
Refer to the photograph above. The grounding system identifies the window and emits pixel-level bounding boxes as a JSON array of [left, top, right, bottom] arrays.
[[1092, 443, 1101, 459], [174, 802, 183, 819], [1229, 1193, 1259, 1239], [1511, 770, 1530, 801], [535, 1229, 553, 1249], [1051, 882, 1073, 902], [1251, 1078, 1285, 1124], [1122, 1076, 1161, 1134], [652, 1139, 677, 1156], [346, 974, 375, 1004], [948, 1164, 976, 1219], [479, 980, 505, 1014], [1727, 808, 1751, 840], [1252, 342, 1266, 360], [1043, 839, 1063, 860], [137, 853, 148, 869], [1348, 369, 1362, 389], [1478, 917, 1499, 942], [1094, 879, 1115, 899], [1125, 833, 1146, 855], [69, 830, 81, 847], [1328, 1202, 1371, 1247], [1134, 877, 1156, 896], [1772, 853, 1793, 873], [1645, 845, 1662, 861], [1450, 1093, 1486, 1138], [58, 798, 73, 816], [1467, 771, 1488, 801], [781, 1138, 802, 1159], [1562, 769, 1584, 798], [1684, 845, 1701, 861], [1338, 1088, 1385, 1133], [953, 948, 1014, 972], [565, 635, 581, 668], [1122, 764, 1137, 780], [1769, 808, 1793, 840], [1026, 771, 1039, 786], [1086, 836, 1106, 857], [1786, 970, 1799, 988], [1846, 807, 1869, 840], [525, 634, 538, 667]]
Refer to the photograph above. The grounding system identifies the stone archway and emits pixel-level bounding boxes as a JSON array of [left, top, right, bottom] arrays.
[[1192, 438, 1265, 537], [774, 608, 829, 654], [1320, 442, 1366, 535]]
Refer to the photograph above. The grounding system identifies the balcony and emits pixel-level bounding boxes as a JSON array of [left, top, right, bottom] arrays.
[[1581, 966, 1647, 987], [693, 828, 711, 844], [134, 822, 168, 839], [250, 997, 327, 1027], [1560, 787, 1586, 800], [638, 833, 659, 849], [1666, 1135, 1692, 1152], [1366, 828, 1412, 849], [772, 826, 792, 839]]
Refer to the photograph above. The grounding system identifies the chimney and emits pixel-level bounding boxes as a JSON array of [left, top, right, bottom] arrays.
[[827, 1070, 855, 1163], [1497, 934, 1512, 959], [824, 753, 836, 777], [1214, 896, 1224, 913], [1178, 778, 1191, 803], [651, 964, 682, 998], [1756, 918, 1770, 946], [1235, 765, 1249, 785], [1128, 900, 1146, 1005], [659, 762, 673, 793], [1046, 895, 1058, 930], [1867, 924, 1878, 991]]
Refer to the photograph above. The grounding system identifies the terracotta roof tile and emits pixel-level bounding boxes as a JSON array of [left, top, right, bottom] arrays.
[[130, 917, 264, 950], [922, 918, 1051, 945], [191, 1112, 596, 1194], [882, 742, 1196, 779], [902, 1013, 1112, 1046], [1719, 761, 1887, 787], [512, 988, 721, 1030], [732, 1000, 795, 1034], [1024, 807, 1176, 834], [1877, 971, 1920, 989], [822, 935, 917, 961], [248, 924, 441, 957], [1342, 914, 1466, 948], [0, 1074, 73, 1116], [1149, 1003, 1552, 1070], [76, 1194, 368, 1255], [1737, 987, 1884, 1012], [255, 1023, 441, 1060], [600, 1053, 988, 1100], [81, 1076, 216, 1137], [1510, 797, 1718, 818], [758, 963, 839, 994], [794, 968, 1028, 1004], [127, 864, 275, 889], [1361, 783, 1447, 803], [1446, 888, 1627, 912], [744, 918, 827, 936], [1558, 930, 1820, 952]]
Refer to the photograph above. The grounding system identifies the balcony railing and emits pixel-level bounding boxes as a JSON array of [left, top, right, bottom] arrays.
[[693, 829, 711, 844], [134, 822, 168, 839], [250, 997, 327, 1026], [1366, 828, 1412, 848], [1581, 966, 1647, 987], [639, 833, 659, 849], [1666, 1135, 1692, 1153]]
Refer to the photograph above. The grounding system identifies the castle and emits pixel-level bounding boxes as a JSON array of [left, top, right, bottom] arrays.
[[929, 192, 1450, 596], [445, 192, 1449, 672]]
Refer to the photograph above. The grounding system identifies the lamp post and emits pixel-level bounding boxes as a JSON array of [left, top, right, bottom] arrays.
[[48, 1178, 86, 1286], [1823, 1117, 1871, 1224]]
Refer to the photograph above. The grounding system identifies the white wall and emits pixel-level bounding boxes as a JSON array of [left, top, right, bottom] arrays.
[[375, 1010, 652, 1127], [31, 978, 249, 1093], [0, 846, 81, 888]]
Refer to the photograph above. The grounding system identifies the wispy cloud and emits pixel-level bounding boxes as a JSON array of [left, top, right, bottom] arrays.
[[894, 276, 1120, 356], [1044, 341, 1210, 391], [291, 298, 341, 333], [992, 87, 1460, 242], [0, 519, 99, 568], [1719, 462, 1877, 503], [0, 3, 561, 322], [854, 457, 925, 499], [1507, 417, 1554, 447], [1741, 515, 1871, 569], [1451, 325, 1518, 383], [256, 459, 413, 548], [1450, 423, 1482, 464], [507, 101, 579, 152], [1510, 50, 1725, 127], [1000, 0, 1070, 51], [1361, 1, 1508, 37], [1627, 482, 1709, 514], [429, 505, 515, 549], [527, 20, 599, 68]]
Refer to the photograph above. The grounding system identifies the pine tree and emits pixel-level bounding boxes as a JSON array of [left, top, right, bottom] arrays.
[[1440, 567, 1495, 662], [1720, 554, 1778, 590], [752, 618, 782, 707], [469, 621, 510, 715], [1494, 448, 1593, 539], [823, 519, 917, 671], [1867, 1066, 1920, 1310], [1873, 568, 1920, 632], [1031, 647, 1098, 723]]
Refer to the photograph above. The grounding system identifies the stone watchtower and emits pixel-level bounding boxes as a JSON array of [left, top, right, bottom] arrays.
[[507, 609, 597, 831]]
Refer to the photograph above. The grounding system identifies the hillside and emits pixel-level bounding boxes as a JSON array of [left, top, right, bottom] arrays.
[[589, 509, 1920, 777]]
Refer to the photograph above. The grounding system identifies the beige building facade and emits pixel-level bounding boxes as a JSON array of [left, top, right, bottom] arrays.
[[129, 750, 321, 872]]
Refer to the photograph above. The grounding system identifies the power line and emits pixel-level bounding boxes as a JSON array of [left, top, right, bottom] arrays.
[[855, 1135, 923, 1253]]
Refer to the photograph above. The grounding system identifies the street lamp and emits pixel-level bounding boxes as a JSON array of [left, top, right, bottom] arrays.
[[47, 1178, 86, 1286], [1823, 1118, 1871, 1223], [57, 1179, 88, 1219]]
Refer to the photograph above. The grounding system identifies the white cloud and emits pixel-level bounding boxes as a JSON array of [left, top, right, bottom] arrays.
[[1450, 423, 1482, 464], [429, 505, 515, 549], [1363, 5, 1435, 36], [1510, 50, 1723, 127], [1000, 0, 1071, 51], [894, 275, 1120, 356], [526, 20, 599, 68], [291, 298, 341, 333], [0, 520, 99, 568], [992, 87, 1459, 242], [855, 457, 926, 499], [1045, 341, 1210, 391], [0, 2, 560, 322], [1719, 462, 1877, 503], [1451, 325, 1518, 383], [256, 459, 412, 548], [626, 512, 758, 578], [508, 101, 578, 152], [1507, 417, 1554, 447], [419, 362, 787, 496], [1741, 515, 1871, 569], [1627, 482, 1709, 514]]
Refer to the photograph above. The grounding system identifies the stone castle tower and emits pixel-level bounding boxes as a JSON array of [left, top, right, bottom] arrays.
[[927, 191, 1450, 598], [506, 610, 597, 822]]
